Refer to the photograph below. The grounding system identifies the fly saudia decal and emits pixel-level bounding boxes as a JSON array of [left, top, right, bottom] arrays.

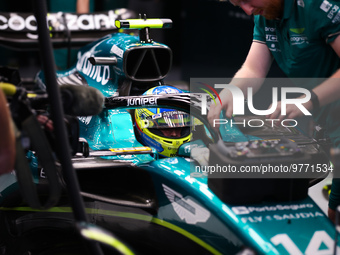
[[76, 52, 110, 86], [162, 184, 210, 224]]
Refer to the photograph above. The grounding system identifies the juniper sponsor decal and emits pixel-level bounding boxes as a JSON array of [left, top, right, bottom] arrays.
[[126, 97, 158, 107]]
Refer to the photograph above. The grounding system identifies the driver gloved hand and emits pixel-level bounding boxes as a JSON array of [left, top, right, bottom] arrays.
[[191, 147, 210, 166]]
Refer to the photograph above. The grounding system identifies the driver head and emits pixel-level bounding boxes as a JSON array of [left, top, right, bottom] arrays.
[[135, 85, 192, 157]]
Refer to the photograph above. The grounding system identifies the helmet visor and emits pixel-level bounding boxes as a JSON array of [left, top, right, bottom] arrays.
[[139, 110, 191, 129]]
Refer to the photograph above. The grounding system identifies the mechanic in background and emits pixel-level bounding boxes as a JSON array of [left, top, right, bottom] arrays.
[[49, 0, 130, 70], [76, 0, 90, 13], [47, 0, 95, 70], [0, 89, 15, 174], [207, 0, 340, 222]]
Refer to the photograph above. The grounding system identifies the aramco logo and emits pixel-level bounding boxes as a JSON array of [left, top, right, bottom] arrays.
[[198, 82, 222, 115]]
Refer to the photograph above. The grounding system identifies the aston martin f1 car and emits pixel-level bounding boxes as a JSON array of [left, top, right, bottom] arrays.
[[0, 9, 339, 255]]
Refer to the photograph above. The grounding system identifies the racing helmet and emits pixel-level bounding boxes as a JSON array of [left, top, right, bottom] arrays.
[[135, 85, 192, 157]]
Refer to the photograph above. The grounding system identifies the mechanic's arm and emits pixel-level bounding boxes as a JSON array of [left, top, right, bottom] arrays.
[[0, 89, 15, 174], [267, 35, 340, 121], [76, 0, 90, 13], [208, 41, 273, 128]]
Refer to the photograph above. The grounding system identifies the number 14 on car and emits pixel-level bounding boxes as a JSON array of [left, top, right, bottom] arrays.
[[271, 230, 339, 254]]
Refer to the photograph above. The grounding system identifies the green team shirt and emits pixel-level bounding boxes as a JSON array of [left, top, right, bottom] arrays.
[[253, 0, 340, 143], [253, 0, 340, 78], [253, 0, 340, 210]]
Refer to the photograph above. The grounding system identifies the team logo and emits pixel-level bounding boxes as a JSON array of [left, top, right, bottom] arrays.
[[163, 184, 210, 224]]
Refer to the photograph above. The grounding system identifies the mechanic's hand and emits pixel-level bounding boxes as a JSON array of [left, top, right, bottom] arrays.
[[37, 115, 54, 132], [266, 98, 312, 124], [191, 147, 210, 166], [207, 89, 233, 131]]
